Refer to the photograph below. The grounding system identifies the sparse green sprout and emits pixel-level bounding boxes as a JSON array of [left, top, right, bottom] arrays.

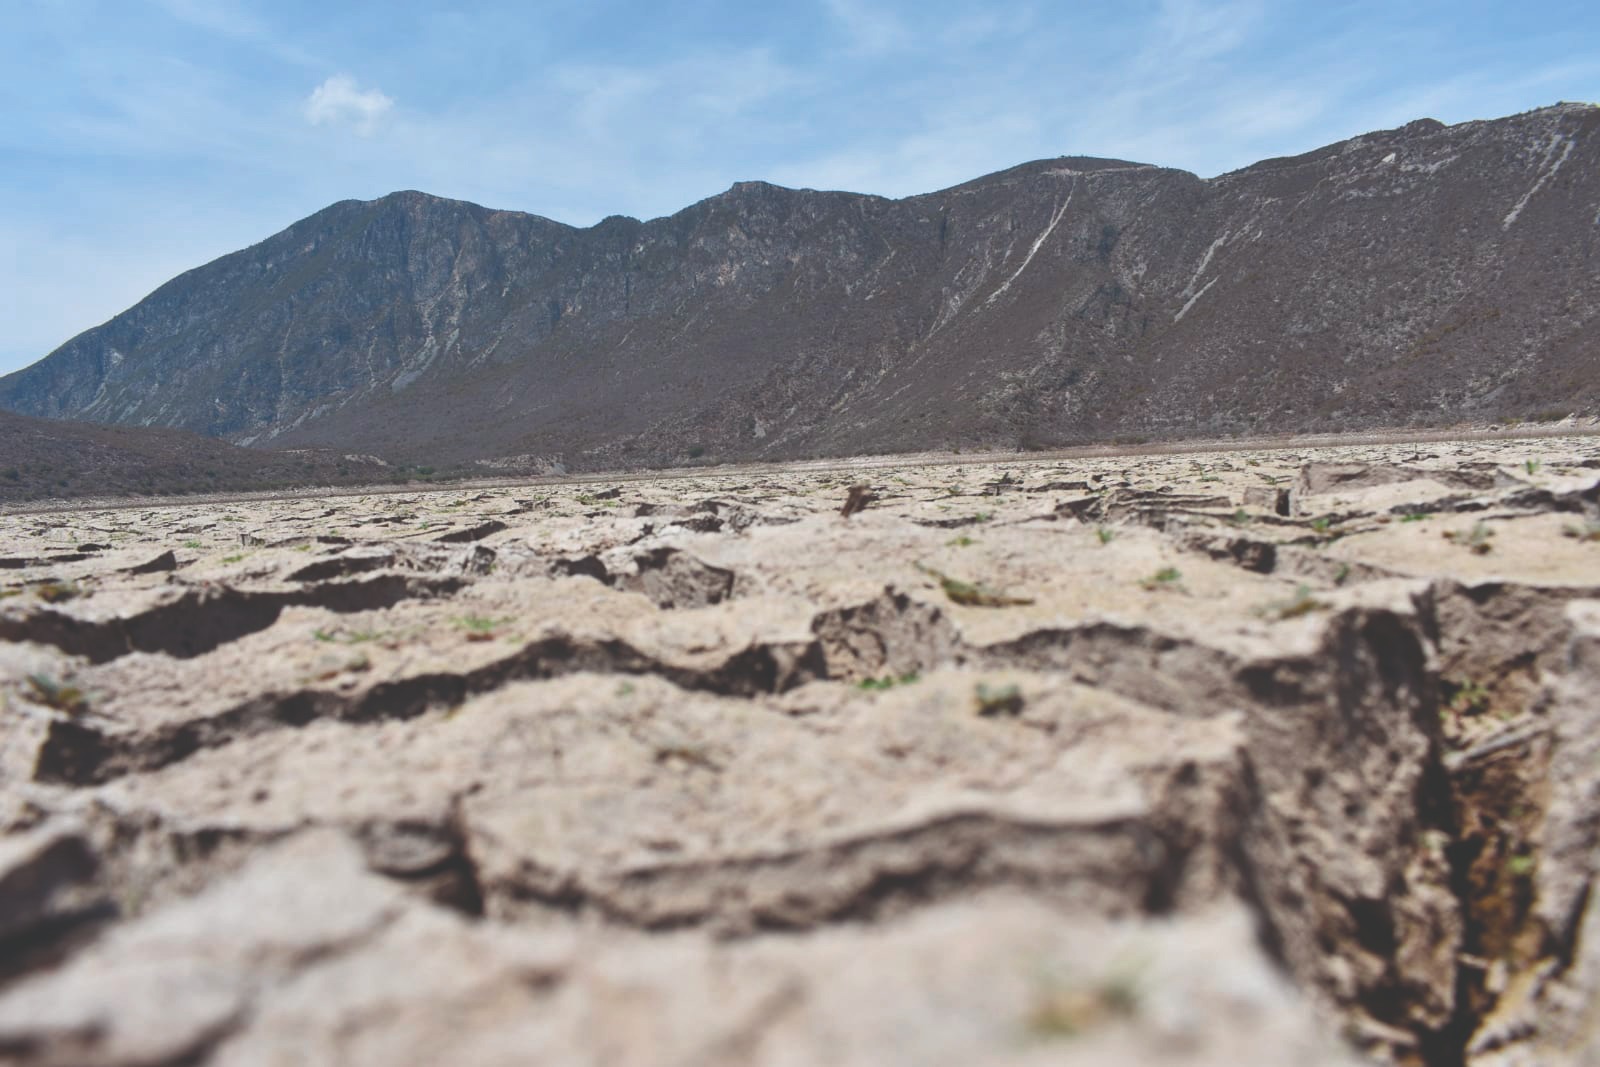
[[182, 539, 202, 549], [1399, 512, 1429, 523], [219, 553, 248, 564], [1445, 677, 1493, 718], [1443, 521, 1495, 555], [615, 681, 636, 697], [1562, 520, 1600, 543], [1264, 584, 1328, 620], [1309, 517, 1333, 533], [946, 535, 977, 548], [1139, 567, 1184, 592], [1096, 526, 1115, 545], [1027, 967, 1144, 1039], [456, 614, 513, 641], [1506, 854, 1537, 879], [1229, 508, 1252, 526], [971, 511, 994, 523], [25, 674, 89, 716], [1199, 474, 1221, 482], [1524, 459, 1542, 476], [858, 672, 920, 691], [914, 563, 1034, 607], [975, 682, 1024, 716], [1333, 563, 1352, 586], [32, 581, 80, 603], [313, 628, 384, 645]]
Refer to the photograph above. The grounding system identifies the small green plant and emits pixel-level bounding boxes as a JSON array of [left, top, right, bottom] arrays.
[[974, 682, 1024, 716], [1443, 521, 1494, 555], [1263, 584, 1327, 620], [1229, 508, 1252, 526], [858, 672, 920, 691], [456, 614, 513, 640], [1095, 526, 1115, 545], [1524, 459, 1542, 476], [915, 563, 1034, 607], [182, 539, 202, 549], [219, 553, 248, 564], [1444, 677, 1493, 718], [25, 674, 89, 716], [313, 628, 384, 645], [32, 581, 80, 603], [946, 536, 976, 548], [1562, 520, 1600, 543], [1139, 567, 1184, 592], [1309, 516, 1333, 533], [1506, 854, 1537, 879], [971, 511, 994, 523], [1026, 966, 1144, 1039], [1399, 512, 1429, 523], [1333, 563, 1352, 586]]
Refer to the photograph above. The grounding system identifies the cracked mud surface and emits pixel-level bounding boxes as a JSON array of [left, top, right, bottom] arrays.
[[2, 436, 1598, 1066]]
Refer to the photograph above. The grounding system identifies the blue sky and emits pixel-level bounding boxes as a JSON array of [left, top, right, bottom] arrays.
[[3, 0, 1597, 376]]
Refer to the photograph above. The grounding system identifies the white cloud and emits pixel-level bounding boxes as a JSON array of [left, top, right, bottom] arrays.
[[304, 75, 393, 134]]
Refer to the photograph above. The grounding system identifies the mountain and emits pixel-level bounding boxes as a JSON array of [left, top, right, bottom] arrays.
[[3, 103, 1597, 469], [0, 411, 391, 502]]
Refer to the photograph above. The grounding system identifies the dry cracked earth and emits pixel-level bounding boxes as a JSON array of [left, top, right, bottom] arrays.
[[1, 436, 1599, 1066]]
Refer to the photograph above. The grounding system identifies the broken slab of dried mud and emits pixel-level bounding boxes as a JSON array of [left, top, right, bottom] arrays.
[[1, 435, 1598, 1066]]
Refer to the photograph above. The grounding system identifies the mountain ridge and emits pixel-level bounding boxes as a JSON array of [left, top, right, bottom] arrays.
[[3, 102, 1597, 470]]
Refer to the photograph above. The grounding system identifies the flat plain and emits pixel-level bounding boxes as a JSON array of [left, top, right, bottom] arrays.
[[2, 434, 1598, 1066]]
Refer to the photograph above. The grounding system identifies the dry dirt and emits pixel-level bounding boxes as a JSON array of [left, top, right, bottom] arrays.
[[1, 435, 1598, 1066]]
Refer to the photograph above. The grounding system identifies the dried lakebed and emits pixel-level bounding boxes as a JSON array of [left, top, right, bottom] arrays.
[[1, 436, 1598, 1066]]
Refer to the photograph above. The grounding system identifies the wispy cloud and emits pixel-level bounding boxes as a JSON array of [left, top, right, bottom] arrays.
[[822, 0, 911, 55], [148, 0, 319, 66], [304, 75, 394, 135]]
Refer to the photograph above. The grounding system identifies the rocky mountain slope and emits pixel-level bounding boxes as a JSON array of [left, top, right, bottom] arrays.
[[2, 104, 1597, 469], [0, 411, 392, 503]]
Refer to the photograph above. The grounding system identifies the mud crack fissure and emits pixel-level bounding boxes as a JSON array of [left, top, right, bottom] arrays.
[[3, 445, 1597, 1066], [0, 573, 468, 664]]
